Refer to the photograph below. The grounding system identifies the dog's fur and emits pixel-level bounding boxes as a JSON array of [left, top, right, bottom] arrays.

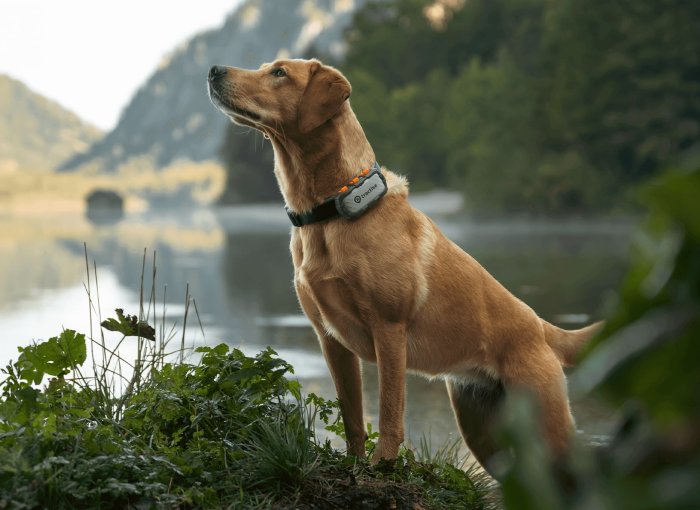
[[208, 59, 601, 474]]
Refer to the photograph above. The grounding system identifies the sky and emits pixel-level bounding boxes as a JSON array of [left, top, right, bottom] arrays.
[[0, 0, 243, 131]]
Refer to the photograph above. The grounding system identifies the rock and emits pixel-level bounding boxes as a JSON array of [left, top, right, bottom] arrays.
[[86, 189, 124, 224]]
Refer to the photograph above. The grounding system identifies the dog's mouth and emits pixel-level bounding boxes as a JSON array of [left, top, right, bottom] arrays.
[[228, 103, 261, 121], [208, 84, 261, 122]]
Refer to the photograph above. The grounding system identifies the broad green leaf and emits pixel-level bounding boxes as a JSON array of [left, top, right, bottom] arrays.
[[16, 330, 86, 380], [101, 308, 156, 340]]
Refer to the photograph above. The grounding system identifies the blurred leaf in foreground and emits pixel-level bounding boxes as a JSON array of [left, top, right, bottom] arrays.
[[575, 165, 700, 425], [500, 159, 700, 509]]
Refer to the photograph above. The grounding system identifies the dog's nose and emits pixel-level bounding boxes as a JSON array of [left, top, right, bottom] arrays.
[[208, 65, 228, 82]]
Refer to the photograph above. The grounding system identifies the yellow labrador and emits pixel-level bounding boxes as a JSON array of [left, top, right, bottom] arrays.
[[208, 58, 601, 473]]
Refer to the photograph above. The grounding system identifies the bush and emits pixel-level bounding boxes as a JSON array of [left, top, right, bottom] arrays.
[[0, 312, 496, 509]]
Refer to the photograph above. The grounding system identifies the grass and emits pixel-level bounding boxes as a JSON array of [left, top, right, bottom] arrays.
[[0, 251, 498, 509]]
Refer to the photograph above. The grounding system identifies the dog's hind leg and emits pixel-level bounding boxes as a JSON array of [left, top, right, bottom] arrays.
[[446, 377, 505, 473], [502, 347, 576, 457]]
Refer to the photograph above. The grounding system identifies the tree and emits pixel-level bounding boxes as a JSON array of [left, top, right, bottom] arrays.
[[344, 0, 507, 89], [541, 0, 700, 184]]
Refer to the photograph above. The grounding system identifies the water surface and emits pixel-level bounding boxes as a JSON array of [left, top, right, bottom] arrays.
[[0, 199, 633, 449]]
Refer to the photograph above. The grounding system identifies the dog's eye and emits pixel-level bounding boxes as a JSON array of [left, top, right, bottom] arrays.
[[271, 68, 286, 78]]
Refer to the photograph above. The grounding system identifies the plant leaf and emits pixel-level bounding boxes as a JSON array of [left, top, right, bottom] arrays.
[[101, 309, 156, 341]]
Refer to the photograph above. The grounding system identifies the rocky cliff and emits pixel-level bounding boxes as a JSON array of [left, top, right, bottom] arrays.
[[59, 0, 364, 173]]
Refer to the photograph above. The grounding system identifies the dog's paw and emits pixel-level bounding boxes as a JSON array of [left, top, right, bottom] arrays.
[[347, 447, 367, 459], [371, 456, 397, 473], [346, 439, 367, 458], [370, 440, 400, 466]]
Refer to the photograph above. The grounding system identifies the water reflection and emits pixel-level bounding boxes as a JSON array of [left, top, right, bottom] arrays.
[[0, 205, 633, 449]]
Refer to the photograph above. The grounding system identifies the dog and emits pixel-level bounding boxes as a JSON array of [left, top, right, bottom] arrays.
[[208, 58, 601, 475]]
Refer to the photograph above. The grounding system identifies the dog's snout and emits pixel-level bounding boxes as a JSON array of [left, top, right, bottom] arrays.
[[208, 65, 228, 82]]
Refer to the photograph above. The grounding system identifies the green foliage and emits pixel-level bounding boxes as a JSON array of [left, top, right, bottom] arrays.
[[244, 404, 321, 490], [341, 0, 700, 214], [374, 451, 497, 510], [576, 164, 700, 423], [120, 344, 301, 454], [0, 321, 495, 508], [344, 0, 507, 89], [216, 0, 698, 214], [16, 329, 86, 382], [101, 308, 156, 340], [443, 56, 536, 210], [0, 328, 316, 507], [498, 163, 700, 509], [0, 329, 90, 431], [541, 0, 700, 183]]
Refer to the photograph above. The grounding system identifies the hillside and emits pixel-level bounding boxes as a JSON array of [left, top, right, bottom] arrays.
[[59, 0, 365, 173], [0, 75, 102, 172]]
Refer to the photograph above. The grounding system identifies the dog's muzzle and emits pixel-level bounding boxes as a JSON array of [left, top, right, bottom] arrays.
[[208, 65, 228, 82], [207, 66, 261, 122]]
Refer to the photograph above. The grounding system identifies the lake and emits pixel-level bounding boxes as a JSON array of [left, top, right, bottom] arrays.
[[0, 194, 634, 452]]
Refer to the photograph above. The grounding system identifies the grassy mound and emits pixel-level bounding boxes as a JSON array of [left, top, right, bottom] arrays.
[[0, 323, 496, 509]]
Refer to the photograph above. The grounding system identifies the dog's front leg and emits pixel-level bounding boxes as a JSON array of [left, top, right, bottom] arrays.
[[295, 279, 366, 457], [371, 323, 407, 464], [319, 334, 367, 457]]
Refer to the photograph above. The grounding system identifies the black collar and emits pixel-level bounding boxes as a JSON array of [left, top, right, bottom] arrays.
[[286, 161, 386, 227], [286, 198, 339, 227]]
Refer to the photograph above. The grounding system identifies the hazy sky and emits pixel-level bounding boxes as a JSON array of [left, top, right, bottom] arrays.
[[0, 0, 243, 131]]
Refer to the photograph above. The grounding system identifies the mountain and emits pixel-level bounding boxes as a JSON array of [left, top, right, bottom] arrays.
[[59, 0, 365, 173], [0, 75, 102, 172]]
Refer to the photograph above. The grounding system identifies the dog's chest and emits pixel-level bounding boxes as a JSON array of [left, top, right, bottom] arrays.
[[299, 269, 378, 360], [292, 230, 379, 360], [297, 257, 364, 324]]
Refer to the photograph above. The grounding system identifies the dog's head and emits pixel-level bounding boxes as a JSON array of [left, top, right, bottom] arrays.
[[207, 59, 351, 135]]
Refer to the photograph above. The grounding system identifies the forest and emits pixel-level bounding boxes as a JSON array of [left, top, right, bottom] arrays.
[[220, 0, 700, 215]]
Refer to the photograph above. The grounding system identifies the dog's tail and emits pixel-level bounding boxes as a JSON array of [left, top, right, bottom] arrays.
[[543, 320, 604, 367]]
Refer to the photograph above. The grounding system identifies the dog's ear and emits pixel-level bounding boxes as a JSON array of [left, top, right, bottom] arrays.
[[297, 61, 351, 134]]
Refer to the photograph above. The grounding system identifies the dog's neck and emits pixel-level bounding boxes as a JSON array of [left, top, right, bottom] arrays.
[[266, 103, 376, 213]]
